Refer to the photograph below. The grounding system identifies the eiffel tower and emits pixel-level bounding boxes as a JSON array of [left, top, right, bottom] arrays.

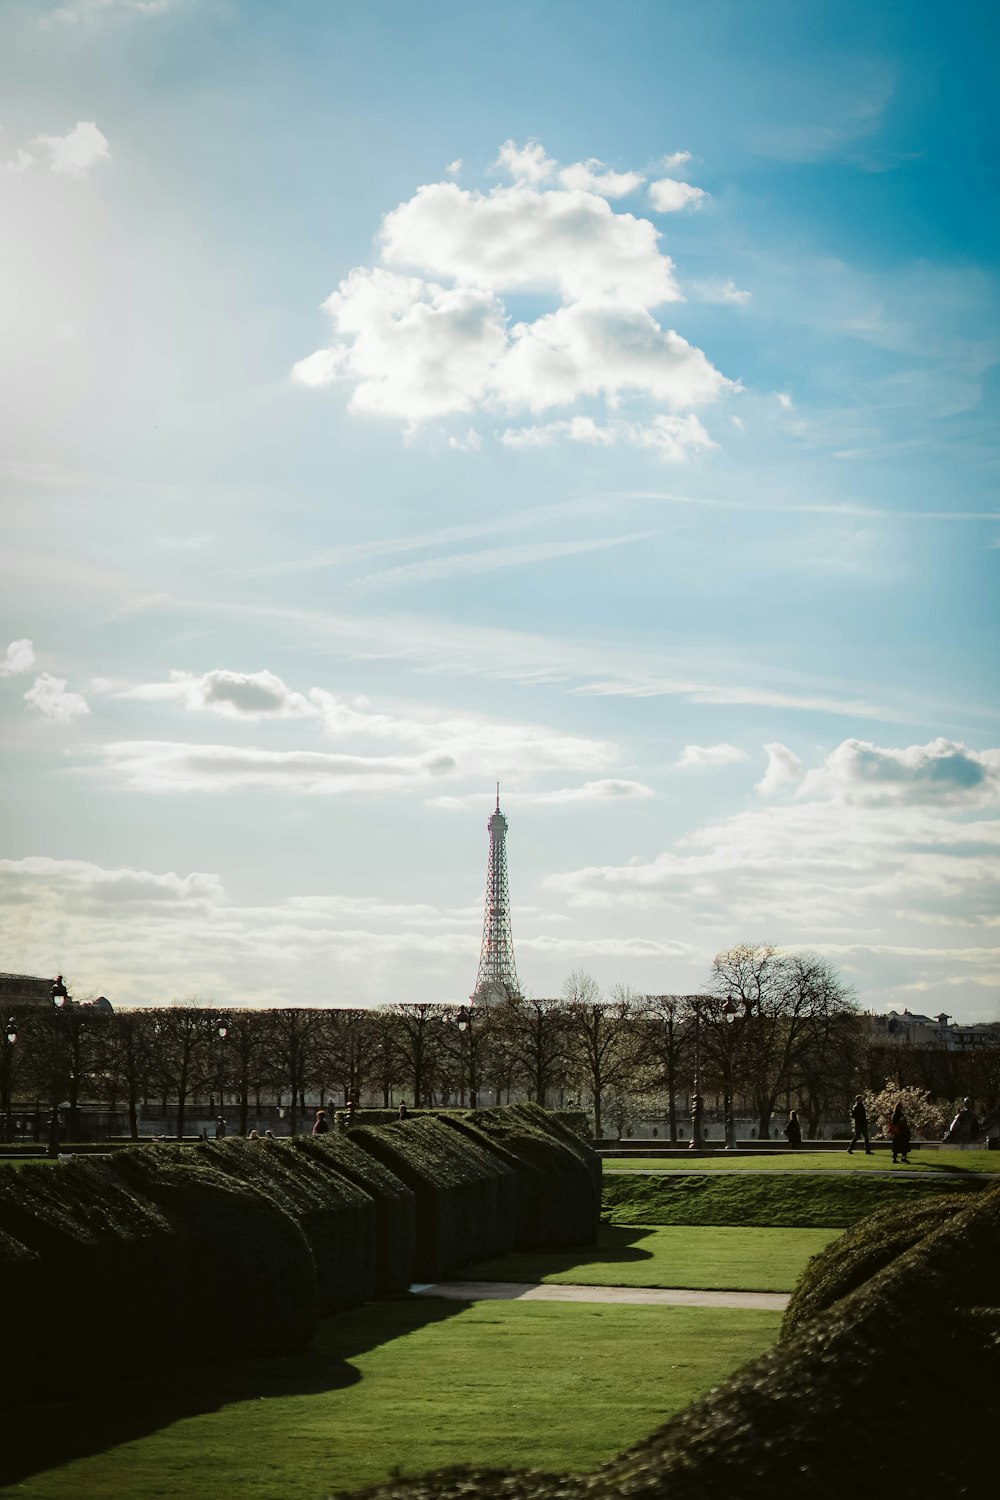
[[471, 785, 521, 1006]]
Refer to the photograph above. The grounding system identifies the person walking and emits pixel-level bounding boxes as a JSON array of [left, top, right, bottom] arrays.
[[848, 1095, 873, 1155], [214, 1116, 226, 1140], [783, 1110, 802, 1148], [311, 1107, 329, 1136], [398, 1101, 409, 1121], [890, 1101, 911, 1164]]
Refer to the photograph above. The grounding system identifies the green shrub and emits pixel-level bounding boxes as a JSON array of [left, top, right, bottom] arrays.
[[438, 1104, 599, 1249], [108, 1144, 317, 1356], [350, 1118, 518, 1279], [305, 1133, 416, 1294], [782, 1190, 973, 1335], [206, 1138, 376, 1313], [0, 1158, 183, 1398]]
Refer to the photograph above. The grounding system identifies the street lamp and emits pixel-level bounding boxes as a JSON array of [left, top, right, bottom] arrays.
[[214, 1019, 229, 1125], [722, 996, 742, 1151], [688, 1003, 703, 1150], [1, 1017, 17, 1143], [48, 981, 72, 1156]]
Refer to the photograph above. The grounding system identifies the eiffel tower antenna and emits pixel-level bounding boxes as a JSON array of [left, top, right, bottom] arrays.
[[472, 785, 520, 1005]]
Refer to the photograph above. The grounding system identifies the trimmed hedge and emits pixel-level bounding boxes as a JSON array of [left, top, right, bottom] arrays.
[[206, 1138, 376, 1313], [306, 1133, 416, 1294], [781, 1190, 974, 1335], [107, 1145, 317, 1357], [349, 1117, 518, 1279], [0, 1158, 182, 1397], [437, 1103, 598, 1249]]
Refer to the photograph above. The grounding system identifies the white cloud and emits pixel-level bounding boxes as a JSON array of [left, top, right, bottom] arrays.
[[494, 138, 556, 184], [689, 279, 751, 305], [774, 391, 794, 410], [447, 427, 481, 452], [32, 121, 110, 177], [96, 741, 456, 794], [648, 178, 707, 213], [501, 413, 715, 462], [294, 141, 738, 441], [756, 742, 805, 796], [660, 151, 693, 172], [0, 639, 35, 677], [381, 179, 680, 306], [445, 158, 463, 175], [676, 743, 748, 769], [24, 674, 90, 722], [558, 159, 645, 198], [800, 737, 1000, 807], [119, 668, 315, 720]]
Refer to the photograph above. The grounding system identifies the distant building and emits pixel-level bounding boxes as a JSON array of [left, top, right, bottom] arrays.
[[0, 972, 58, 1008], [871, 1009, 1000, 1051]]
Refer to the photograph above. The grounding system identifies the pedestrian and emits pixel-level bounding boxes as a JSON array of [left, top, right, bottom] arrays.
[[783, 1110, 802, 1148], [312, 1107, 329, 1136], [215, 1116, 226, 1140], [345, 1099, 357, 1125], [890, 1102, 911, 1164], [847, 1095, 873, 1155], [248, 1129, 260, 1140], [398, 1101, 409, 1121]]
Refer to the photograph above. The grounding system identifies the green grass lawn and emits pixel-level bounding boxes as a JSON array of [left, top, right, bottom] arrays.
[[601, 1167, 986, 1228], [0, 1296, 781, 1500], [602, 1149, 1000, 1172], [456, 1222, 837, 1293]]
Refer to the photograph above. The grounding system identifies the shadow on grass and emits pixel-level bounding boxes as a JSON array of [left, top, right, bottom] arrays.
[[0, 1294, 465, 1489], [453, 1224, 655, 1284]]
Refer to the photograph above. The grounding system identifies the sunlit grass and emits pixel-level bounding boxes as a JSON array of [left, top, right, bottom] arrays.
[[602, 1149, 1000, 1173]]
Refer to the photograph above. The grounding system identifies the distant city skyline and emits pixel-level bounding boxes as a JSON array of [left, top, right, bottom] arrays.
[[0, 1, 997, 1018]]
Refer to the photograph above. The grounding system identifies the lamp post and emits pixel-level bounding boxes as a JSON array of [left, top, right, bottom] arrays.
[[1, 1017, 17, 1143], [49, 981, 72, 1156], [722, 996, 741, 1150], [688, 1003, 703, 1150], [215, 1019, 229, 1129]]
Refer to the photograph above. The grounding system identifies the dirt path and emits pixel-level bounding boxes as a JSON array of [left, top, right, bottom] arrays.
[[410, 1280, 789, 1310]]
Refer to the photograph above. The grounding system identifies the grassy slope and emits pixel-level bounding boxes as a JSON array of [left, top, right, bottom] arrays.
[[0, 1298, 780, 1500], [602, 1149, 1000, 1173], [456, 1223, 837, 1293], [601, 1167, 984, 1227]]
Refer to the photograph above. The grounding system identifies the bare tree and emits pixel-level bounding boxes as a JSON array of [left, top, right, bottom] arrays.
[[643, 995, 696, 1143], [563, 975, 640, 1137], [506, 994, 572, 1106]]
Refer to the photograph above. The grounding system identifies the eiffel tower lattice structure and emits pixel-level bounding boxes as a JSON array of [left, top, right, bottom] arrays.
[[471, 785, 521, 1006]]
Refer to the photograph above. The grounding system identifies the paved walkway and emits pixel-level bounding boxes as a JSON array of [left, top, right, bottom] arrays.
[[410, 1280, 789, 1311], [603, 1167, 996, 1180]]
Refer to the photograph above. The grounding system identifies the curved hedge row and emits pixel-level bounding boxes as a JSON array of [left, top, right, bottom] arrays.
[[781, 1190, 973, 1335], [0, 1105, 597, 1416]]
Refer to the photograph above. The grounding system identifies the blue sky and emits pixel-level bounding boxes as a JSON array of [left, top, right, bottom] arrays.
[[1, 0, 997, 1017]]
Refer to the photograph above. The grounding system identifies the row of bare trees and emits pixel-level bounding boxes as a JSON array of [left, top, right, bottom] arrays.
[[2, 946, 994, 1141]]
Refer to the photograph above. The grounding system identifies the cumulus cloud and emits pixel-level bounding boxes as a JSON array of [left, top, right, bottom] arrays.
[[31, 121, 110, 177], [380, 179, 680, 306], [647, 178, 707, 213], [494, 138, 556, 183], [660, 151, 693, 172], [119, 668, 314, 720], [676, 743, 748, 769], [689, 278, 751, 305], [756, 742, 805, 796], [24, 674, 89, 722], [558, 158, 645, 198], [801, 738, 1000, 806], [294, 139, 737, 448], [0, 639, 35, 677]]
